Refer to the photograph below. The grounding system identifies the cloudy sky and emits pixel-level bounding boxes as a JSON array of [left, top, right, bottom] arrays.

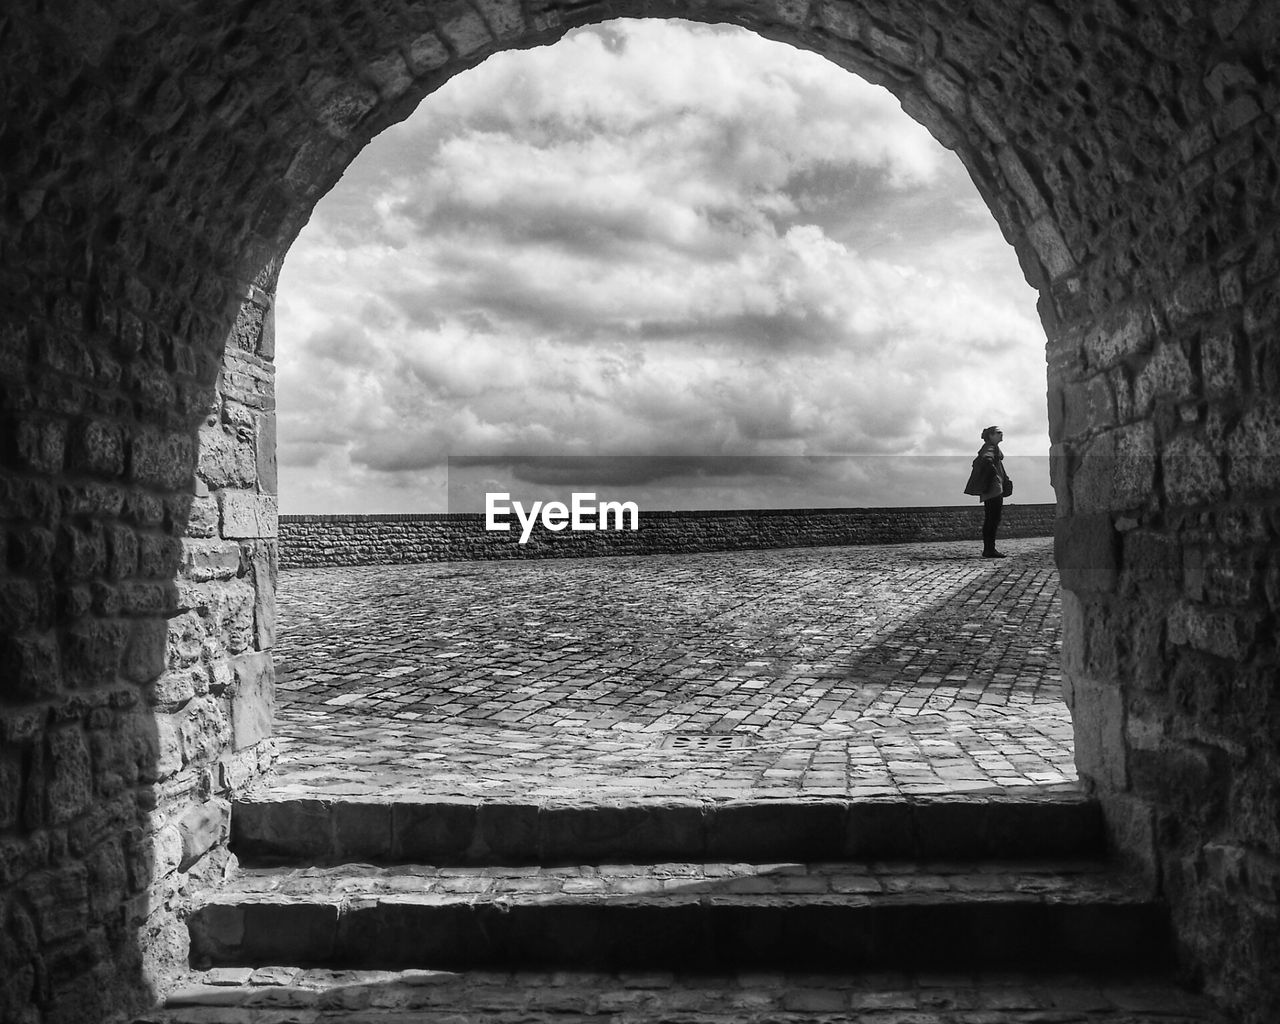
[[275, 19, 1051, 514]]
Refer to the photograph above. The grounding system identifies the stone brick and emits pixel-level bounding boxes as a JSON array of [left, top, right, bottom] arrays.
[[1070, 431, 1114, 514], [1167, 601, 1260, 661], [922, 67, 965, 117], [180, 695, 232, 767], [180, 539, 244, 582], [62, 620, 127, 689], [1063, 374, 1116, 439], [122, 491, 164, 528], [105, 524, 139, 579], [177, 578, 255, 655], [87, 839, 128, 919], [88, 727, 136, 798], [46, 727, 92, 825], [122, 617, 168, 684], [253, 411, 277, 495], [405, 31, 450, 75], [1054, 512, 1116, 591], [230, 651, 273, 751], [1163, 433, 1223, 508], [306, 75, 380, 137], [24, 865, 90, 947], [55, 522, 107, 580], [1066, 669, 1127, 791], [471, 0, 524, 38], [997, 146, 1049, 218], [197, 426, 255, 490], [166, 610, 204, 672], [0, 837, 40, 888], [1025, 214, 1076, 278], [245, 541, 277, 650], [6, 526, 55, 574], [0, 964, 36, 1024], [1168, 651, 1232, 724], [148, 714, 185, 783], [1163, 265, 1218, 329], [148, 667, 199, 707], [258, 304, 276, 361], [1205, 333, 1244, 404], [0, 750, 21, 830], [1213, 505, 1270, 547], [1133, 739, 1229, 828], [1083, 304, 1156, 370], [1226, 399, 1280, 498], [129, 429, 195, 491], [1112, 422, 1157, 510], [1134, 339, 1196, 413], [229, 300, 265, 354], [44, 962, 114, 1024], [177, 798, 231, 871], [219, 491, 278, 539], [1120, 599, 1172, 694], [10, 419, 66, 475], [185, 494, 220, 538], [1108, 364, 1135, 423], [0, 631, 61, 701], [433, 0, 493, 56], [71, 418, 126, 477], [1121, 530, 1181, 590], [1196, 549, 1262, 606], [815, 0, 861, 40], [219, 350, 275, 411]]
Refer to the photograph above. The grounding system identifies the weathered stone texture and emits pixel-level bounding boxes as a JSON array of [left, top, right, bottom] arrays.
[[2, 1, 1280, 1022], [278, 505, 1057, 567]]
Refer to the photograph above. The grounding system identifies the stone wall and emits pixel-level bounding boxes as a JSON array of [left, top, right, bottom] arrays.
[[2, 3, 1279, 1023], [278, 505, 1057, 567]]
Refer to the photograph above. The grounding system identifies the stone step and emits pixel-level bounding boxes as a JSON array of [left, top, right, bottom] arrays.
[[231, 791, 1105, 866], [146, 968, 1222, 1024], [188, 859, 1170, 974]]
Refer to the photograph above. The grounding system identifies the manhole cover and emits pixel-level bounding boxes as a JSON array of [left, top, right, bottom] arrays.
[[659, 733, 755, 751]]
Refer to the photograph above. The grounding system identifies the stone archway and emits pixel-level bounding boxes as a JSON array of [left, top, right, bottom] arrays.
[[1, 3, 1277, 1021]]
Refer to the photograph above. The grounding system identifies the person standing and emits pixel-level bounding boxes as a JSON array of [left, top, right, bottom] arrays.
[[964, 425, 1011, 558]]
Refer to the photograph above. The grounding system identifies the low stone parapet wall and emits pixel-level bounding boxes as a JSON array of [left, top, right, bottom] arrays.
[[278, 504, 1057, 568]]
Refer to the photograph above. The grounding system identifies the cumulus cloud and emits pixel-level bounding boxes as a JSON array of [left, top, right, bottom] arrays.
[[275, 19, 1049, 513]]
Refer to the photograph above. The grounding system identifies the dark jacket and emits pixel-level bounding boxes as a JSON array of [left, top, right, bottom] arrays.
[[964, 442, 1008, 501]]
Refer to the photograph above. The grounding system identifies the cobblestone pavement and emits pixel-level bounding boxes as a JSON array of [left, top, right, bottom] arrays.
[[265, 538, 1075, 801]]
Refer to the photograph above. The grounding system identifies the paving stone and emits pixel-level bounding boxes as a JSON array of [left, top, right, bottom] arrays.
[[258, 540, 1071, 803]]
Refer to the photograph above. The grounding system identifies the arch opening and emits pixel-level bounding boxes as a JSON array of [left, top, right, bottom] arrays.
[[3, 2, 1279, 1021], [265, 17, 1066, 800]]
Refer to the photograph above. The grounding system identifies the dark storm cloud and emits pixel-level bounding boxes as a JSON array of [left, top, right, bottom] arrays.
[[634, 310, 840, 350], [450, 454, 837, 486]]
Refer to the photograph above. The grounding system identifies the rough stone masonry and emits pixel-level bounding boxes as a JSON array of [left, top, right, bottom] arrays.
[[275, 505, 1058, 566], [0, 1, 1278, 1022]]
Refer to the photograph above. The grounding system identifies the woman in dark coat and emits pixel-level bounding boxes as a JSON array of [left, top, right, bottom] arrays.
[[963, 425, 1010, 558]]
